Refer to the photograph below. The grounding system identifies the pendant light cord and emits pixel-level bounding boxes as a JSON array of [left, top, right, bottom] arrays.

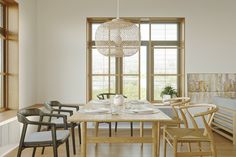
[[117, 0, 120, 19]]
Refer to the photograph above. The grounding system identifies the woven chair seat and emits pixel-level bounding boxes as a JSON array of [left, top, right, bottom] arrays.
[[165, 128, 210, 142]]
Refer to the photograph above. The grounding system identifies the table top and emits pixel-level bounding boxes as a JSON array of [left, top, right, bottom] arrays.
[[68, 101, 173, 123]]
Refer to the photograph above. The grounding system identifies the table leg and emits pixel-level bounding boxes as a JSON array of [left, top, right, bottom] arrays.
[[157, 122, 160, 157], [152, 122, 157, 157], [81, 122, 87, 157], [140, 122, 144, 147], [95, 122, 99, 137]]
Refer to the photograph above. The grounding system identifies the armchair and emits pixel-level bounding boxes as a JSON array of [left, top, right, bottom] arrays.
[[42, 101, 81, 155], [17, 108, 70, 157]]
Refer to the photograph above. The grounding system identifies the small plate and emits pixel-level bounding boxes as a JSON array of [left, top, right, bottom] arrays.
[[124, 107, 159, 115], [80, 108, 110, 114], [89, 100, 111, 105]]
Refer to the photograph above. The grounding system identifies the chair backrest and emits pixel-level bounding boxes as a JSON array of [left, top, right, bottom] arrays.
[[179, 104, 218, 138], [97, 93, 127, 100], [164, 97, 191, 127], [44, 101, 54, 112], [50, 100, 61, 106], [17, 108, 43, 124]]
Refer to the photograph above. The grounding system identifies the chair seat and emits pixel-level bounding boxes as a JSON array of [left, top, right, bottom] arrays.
[[165, 128, 210, 142], [24, 130, 70, 146]]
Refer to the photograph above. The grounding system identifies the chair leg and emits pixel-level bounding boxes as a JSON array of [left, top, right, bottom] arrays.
[[41, 147, 45, 154], [53, 145, 58, 157], [198, 142, 202, 157], [173, 139, 178, 157], [187, 142, 192, 152], [32, 147, 37, 157], [78, 123, 81, 144], [109, 122, 112, 137], [163, 131, 167, 157], [210, 141, 217, 157], [17, 147, 23, 157], [71, 125, 76, 155], [95, 122, 99, 137], [115, 122, 118, 132], [130, 122, 133, 136], [66, 139, 70, 157]]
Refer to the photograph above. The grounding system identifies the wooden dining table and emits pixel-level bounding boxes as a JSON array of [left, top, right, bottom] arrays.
[[68, 103, 174, 157]]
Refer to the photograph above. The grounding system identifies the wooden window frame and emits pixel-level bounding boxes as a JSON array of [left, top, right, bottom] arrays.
[[0, 0, 18, 112], [87, 17, 185, 103]]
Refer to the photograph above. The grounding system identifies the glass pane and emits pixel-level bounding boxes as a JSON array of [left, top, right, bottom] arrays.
[[92, 24, 101, 41], [154, 76, 178, 100], [154, 48, 177, 74], [92, 76, 109, 99], [151, 24, 178, 41], [123, 52, 139, 74], [140, 24, 149, 40], [140, 46, 147, 99], [110, 57, 116, 74], [123, 76, 139, 99], [92, 49, 109, 74], [110, 76, 116, 93]]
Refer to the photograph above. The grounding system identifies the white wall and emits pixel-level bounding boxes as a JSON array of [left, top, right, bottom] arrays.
[[0, 1, 37, 155], [19, 0, 37, 108], [36, 0, 236, 103]]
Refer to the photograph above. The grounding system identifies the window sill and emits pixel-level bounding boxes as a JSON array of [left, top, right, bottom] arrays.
[[0, 104, 44, 126], [0, 109, 18, 126]]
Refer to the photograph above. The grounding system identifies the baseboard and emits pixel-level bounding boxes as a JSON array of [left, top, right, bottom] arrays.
[[0, 143, 18, 157]]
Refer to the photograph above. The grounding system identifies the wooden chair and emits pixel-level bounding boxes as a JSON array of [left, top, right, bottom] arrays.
[[50, 100, 82, 145], [96, 93, 133, 136], [17, 108, 70, 157], [163, 104, 218, 157], [164, 97, 191, 127], [42, 101, 81, 155]]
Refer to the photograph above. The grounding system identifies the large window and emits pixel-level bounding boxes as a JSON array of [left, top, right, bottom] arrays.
[[87, 18, 185, 102], [0, 1, 19, 111]]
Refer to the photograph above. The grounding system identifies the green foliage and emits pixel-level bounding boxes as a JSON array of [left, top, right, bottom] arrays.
[[160, 86, 177, 98]]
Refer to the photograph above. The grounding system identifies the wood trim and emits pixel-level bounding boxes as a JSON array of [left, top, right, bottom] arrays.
[[87, 137, 153, 143], [87, 17, 184, 23], [87, 18, 185, 102], [0, 0, 18, 6]]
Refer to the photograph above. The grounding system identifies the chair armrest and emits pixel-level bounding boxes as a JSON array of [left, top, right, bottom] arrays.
[[42, 113, 68, 129], [51, 109, 73, 116], [27, 120, 56, 127], [43, 113, 67, 119]]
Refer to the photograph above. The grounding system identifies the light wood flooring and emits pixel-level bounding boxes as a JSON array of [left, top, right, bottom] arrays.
[[5, 128, 236, 157]]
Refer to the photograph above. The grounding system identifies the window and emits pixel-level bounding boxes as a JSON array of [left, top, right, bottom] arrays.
[[87, 18, 185, 102], [0, 1, 19, 111]]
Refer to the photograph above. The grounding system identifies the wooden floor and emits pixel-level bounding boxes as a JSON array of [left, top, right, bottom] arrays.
[[5, 128, 236, 157]]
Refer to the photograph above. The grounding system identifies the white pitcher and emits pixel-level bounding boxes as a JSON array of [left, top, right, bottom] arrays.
[[113, 94, 124, 106]]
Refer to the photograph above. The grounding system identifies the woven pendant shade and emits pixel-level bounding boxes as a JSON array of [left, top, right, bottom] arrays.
[[95, 18, 140, 57]]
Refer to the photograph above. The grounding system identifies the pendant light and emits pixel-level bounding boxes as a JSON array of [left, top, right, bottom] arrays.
[[95, 0, 140, 57]]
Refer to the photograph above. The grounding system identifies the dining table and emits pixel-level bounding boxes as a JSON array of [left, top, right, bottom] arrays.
[[67, 100, 174, 157]]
